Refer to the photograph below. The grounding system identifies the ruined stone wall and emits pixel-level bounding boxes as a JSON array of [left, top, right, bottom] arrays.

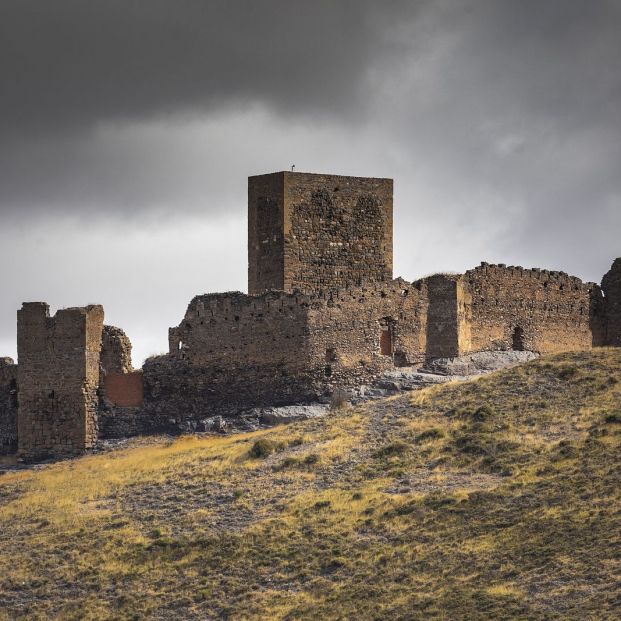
[[248, 172, 393, 295], [305, 278, 428, 387], [17, 303, 104, 459], [461, 264, 601, 354], [602, 258, 621, 346], [0, 358, 18, 455], [142, 290, 316, 428], [142, 278, 428, 427]]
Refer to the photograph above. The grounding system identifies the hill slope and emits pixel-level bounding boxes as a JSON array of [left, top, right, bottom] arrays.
[[0, 350, 620, 620]]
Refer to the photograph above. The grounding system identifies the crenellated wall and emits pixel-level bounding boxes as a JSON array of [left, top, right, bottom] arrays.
[[17, 302, 104, 459], [461, 263, 603, 354], [305, 278, 428, 384]]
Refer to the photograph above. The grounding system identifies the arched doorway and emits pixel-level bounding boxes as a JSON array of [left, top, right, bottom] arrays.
[[512, 326, 525, 351]]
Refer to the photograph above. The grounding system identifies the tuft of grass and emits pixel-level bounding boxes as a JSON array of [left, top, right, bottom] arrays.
[[415, 427, 445, 443], [373, 440, 409, 458]]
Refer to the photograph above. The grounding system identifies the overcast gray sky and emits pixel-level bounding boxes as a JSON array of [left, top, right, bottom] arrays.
[[1, 0, 620, 364]]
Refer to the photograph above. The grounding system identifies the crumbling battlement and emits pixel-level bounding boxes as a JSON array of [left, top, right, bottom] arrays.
[[17, 302, 104, 459], [248, 172, 393, 295], [0, 357, 18, 455]]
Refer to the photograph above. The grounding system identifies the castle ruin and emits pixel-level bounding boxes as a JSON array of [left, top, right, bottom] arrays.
[[1, 171, 619, 459]]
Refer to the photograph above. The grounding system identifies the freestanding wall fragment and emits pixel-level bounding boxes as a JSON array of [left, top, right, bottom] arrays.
[[17, 302, 104, 459]]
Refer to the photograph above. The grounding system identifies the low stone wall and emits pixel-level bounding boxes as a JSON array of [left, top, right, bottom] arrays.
[[98, 406, 145, 439], [141, 355, 318, 431]]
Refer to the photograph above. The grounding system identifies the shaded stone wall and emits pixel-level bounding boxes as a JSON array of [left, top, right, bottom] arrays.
[[0, 358, 18, 455], [461, 264, 602, 354], [248, 172, 285, 293], [17, 303, 104, 459], [249, 172, 393, 295], [602, 258, 621, 346]]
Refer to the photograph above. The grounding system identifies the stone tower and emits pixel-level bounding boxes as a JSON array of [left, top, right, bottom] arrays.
[[17, 302, 104, 459], [248, 171, 393, 294]]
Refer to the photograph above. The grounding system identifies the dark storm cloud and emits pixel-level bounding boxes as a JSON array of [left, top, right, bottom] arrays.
[[0, 0, 423, 137], [1, 0, 620, 224], [0, 0, 620, 362]]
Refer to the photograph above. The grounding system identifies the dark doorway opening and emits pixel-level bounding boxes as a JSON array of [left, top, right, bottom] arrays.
[[380, 328, 392, 356], [512, 326, 525, 351]]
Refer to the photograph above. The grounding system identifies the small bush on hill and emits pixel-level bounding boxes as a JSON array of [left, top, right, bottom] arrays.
[[249, 439, 276, 458]]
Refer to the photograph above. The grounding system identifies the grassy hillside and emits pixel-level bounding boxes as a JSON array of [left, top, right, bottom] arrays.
[[0, 349, 620, 620]]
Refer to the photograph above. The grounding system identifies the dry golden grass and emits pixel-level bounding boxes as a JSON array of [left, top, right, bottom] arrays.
[[0, 349, 620, 619]]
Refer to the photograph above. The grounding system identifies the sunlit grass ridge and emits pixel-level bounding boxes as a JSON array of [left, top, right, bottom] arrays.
[[0, 349, 620, 620]]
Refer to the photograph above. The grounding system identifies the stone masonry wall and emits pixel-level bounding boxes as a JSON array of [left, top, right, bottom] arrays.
[[461, 264, 603, 354], [142, 279, 431, 427], [305, 278, 428, 387], [142, 290, 315, 428], [248, 172, 393, 295], [17, 302, 104, 459], [423, 275, 471, 359], [0, 357, 18, 455], [602, 258, 621, 346]]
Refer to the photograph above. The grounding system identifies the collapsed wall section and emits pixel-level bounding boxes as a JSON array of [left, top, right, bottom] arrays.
[[461, 264, 602, 354], [17, 302, 104, 459], [601, 258, 621, 346], [0, 357, 18, 455], [100, 325, 133, 375], [98, 325, 144, 439]]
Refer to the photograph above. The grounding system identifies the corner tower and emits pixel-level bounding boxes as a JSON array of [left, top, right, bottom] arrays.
[[248, 171, 393, 294]]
